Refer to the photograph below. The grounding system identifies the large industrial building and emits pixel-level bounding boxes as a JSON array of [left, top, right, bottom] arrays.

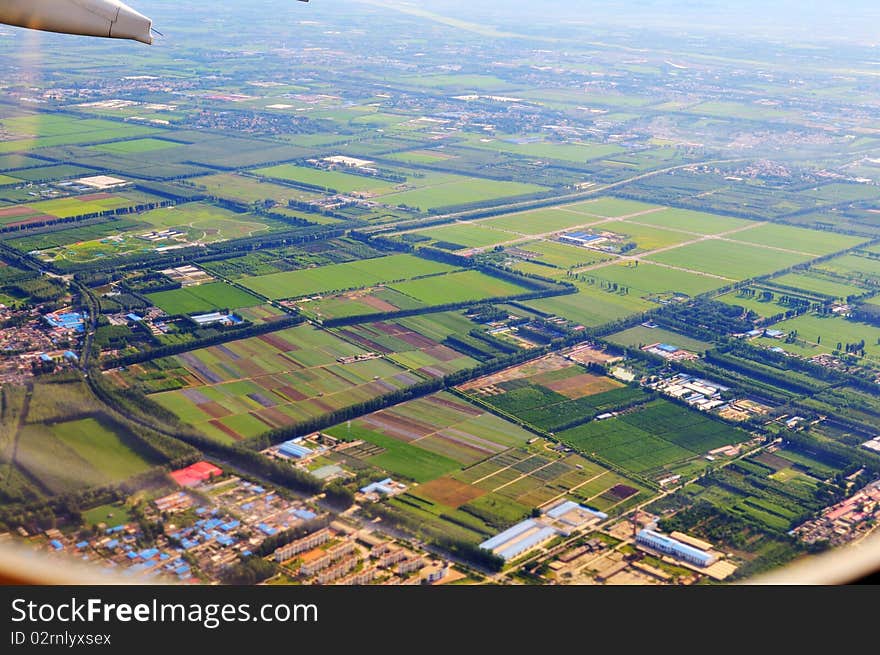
[[636, 529, 717, 567], [480, 519, 559, 562]]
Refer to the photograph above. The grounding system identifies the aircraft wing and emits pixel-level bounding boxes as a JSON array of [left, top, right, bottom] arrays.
[[0, 0, 310, 46]]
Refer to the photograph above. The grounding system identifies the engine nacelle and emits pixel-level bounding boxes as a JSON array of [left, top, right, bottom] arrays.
[[0, 0, 153, 44]]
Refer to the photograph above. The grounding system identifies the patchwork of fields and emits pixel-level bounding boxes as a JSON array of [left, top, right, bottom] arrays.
[[323, 390, 652, 543], [147, 324, 428, 442]]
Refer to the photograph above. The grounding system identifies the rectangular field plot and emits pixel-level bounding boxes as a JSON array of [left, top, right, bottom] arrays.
[[814, 253, 880, 285], [460, 134, 625, 163], [614, 221, 696, 251], [0, 114, 160, 153], [15, 416, 162, 494], [239, 254, 457, 300], [510, 240, 612, 270], [146, 282, 264, 315], [565, 198, 662, 218], [388, 270, 533, 304], [459, 353, 647, 431], [0, 189, 161, 228], [558, 400, 747, 477], [191, 173, 323, 206], [769, 272, 867, 299], [629, 208, 756, 235], [727, 223, 866, 256], [477, 207, 607, 235], [406, 223, 514, 249], [524, 281, 653, 326], [454, 449, 652, 515], [324, 392, 534, 479], [379, 176, 546, 211], [147, 324, 423, 442], [606, 325, 713, 352], [646, 240, 812, 280], [581, 262, 728, 297], [764, 313, 880, 365], [332, 320, 479, 378], [91, 138, 183, 155], [252, 164, 401, 195]]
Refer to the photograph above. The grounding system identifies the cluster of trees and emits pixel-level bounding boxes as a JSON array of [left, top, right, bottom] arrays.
[[657, 298, 755, 341], [360, 502, 504, 572]]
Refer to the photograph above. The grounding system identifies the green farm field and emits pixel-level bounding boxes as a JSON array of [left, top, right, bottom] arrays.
[[239, 254, 457, 300], [389, 270, 533, 304], [524, 280, 653, 326], [91, 138, 184, 155], [766, 313, 880, 364], [0, 114, 160, 153], [606, 325, 714, 352], [192, 173, 323, 205], [253, 164, 400, 195], [646, 239, 812, 280], [460, 134, 625, 163], [146, 282, 264, 315], [408, 223, 513, 249], [565, 197, 661, 218], [14, 416, 160, 494], [583, 261, 727, 297], [513, 239, 612, 270], [379, 176, 546, 211], [814, 253, 880, 285], [630, 208, 755, 234], [769, 272, 866, 299], [728, 223, 866, 255], [476, 207, 605, 235], [559, 400, 745, 475]]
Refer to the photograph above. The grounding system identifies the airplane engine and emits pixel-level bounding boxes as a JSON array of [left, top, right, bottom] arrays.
[[0, 0, 153, 44]]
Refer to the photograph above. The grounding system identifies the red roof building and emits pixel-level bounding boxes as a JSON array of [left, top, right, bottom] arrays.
[[170, 461, 223, 487]]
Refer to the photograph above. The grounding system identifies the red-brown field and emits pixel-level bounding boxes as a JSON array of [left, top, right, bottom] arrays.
[[417, 477, 486, 508]]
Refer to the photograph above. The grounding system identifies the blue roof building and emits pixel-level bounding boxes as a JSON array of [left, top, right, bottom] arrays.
[[636, 529, 716, 567], [479, 520, 561, 561], [278, 440, 313, 459]]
